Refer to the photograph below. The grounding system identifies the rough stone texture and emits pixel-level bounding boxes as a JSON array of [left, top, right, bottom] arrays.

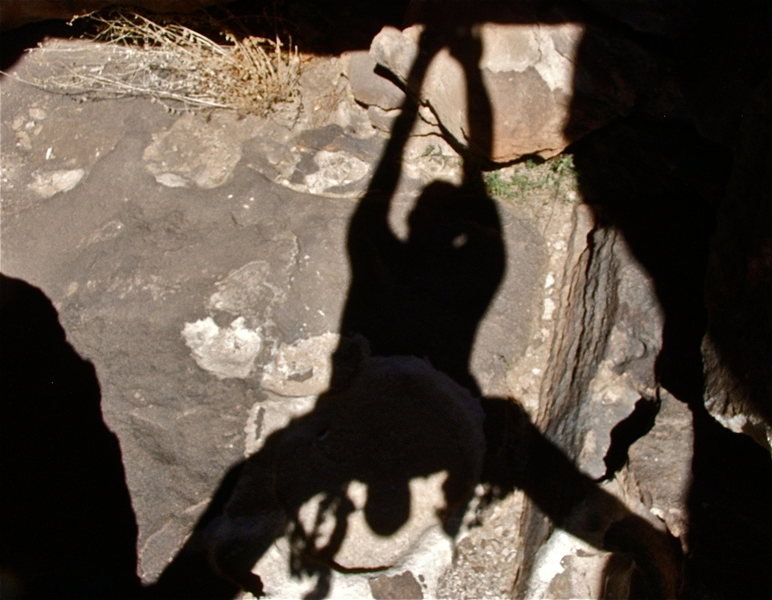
[[366, 7, 656, 162], [260, 332, 341, 397], [369, 571, 424, 599], [182, 316, 263, 380], [28, 167, 85, 198], [143, 112, 262, 190], [511, 222, 681, 599], [574, 240, 664, 480], [627, 392, 692, 540], [214, 355, 486, 597], [243, 81, 462, 201], [369, 23, 574, 161], [1, 39, 552, 597], [3, 4, 772, 598], [437, 493, 523, 599], [344, 50, 405, 111]]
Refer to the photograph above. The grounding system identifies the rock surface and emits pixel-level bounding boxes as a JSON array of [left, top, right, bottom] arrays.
[[363, 2, 657, 162], [1, 37, 554, 597], [3, 3, 772, 598]]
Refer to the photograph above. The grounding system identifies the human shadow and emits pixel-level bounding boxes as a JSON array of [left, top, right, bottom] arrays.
[[150, 25, 500, 600], [0, 273, 140, 599], [149, 14, 686, 600], [330, 24, 504, 396]]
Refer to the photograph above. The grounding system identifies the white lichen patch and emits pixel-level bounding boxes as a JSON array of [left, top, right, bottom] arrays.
[[524, 527, 602, 600], [261, 332, 340, 397], [29, 168, 85, 198], [182, 316, 262, 379], [304, 150, 370, 195]]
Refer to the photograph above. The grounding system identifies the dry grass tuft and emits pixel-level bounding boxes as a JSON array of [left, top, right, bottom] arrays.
[[15, 10, 300, 115]]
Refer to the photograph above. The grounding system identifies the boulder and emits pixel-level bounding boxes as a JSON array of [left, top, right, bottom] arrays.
[[363, 4, 657, 162]]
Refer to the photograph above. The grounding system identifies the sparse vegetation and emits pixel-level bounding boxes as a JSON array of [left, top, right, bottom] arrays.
[[484, 154, 579, 204], [13, 10, 300, 115]]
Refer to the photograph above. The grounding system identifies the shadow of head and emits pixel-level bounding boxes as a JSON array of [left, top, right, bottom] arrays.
[[407, 180, 500, 249]]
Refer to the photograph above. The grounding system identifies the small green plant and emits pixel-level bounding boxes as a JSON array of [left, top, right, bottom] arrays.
[[484, 153, 578, 204], [549, 153, 576, 177], [483, 171, 536, 199]]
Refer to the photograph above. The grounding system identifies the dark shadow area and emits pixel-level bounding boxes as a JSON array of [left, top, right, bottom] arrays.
[[152, 353, 489, 600], [483, 397, 683, 599], [686, 402, 772, 599], [0, 1, 411, 76], [597, 395, 661, 483], [329, 24, 504, 396], [570, 115, 727, 407], [567, 2, 772, 597], [0, 273, 140, 599], [0, 20, 63, 73]]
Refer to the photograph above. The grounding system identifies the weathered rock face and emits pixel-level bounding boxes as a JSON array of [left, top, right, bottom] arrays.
[[698, 26, 772, 450], [359, 3, 657, 162], [368, 23, 576, 161]]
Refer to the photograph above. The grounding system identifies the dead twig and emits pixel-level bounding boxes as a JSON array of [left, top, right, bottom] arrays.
[[9, 9, 300, 115]]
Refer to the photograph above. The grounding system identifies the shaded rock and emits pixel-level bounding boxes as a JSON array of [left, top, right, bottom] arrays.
[[261, 332, 341, 397], [512, 220, 676, 597], [206, 254, 296, 326], [523, 527, 610, 600], [344, 50, 405, 111], [0, 274, 140, 598], [702, 70, 772, 447], [13, 18, 771, 597], [628, 392, 692, 539], [577, 241, 664, 479], [217, 356, 486, 597], [369, 571, 423, 599], [437, 493, 523, 599]]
